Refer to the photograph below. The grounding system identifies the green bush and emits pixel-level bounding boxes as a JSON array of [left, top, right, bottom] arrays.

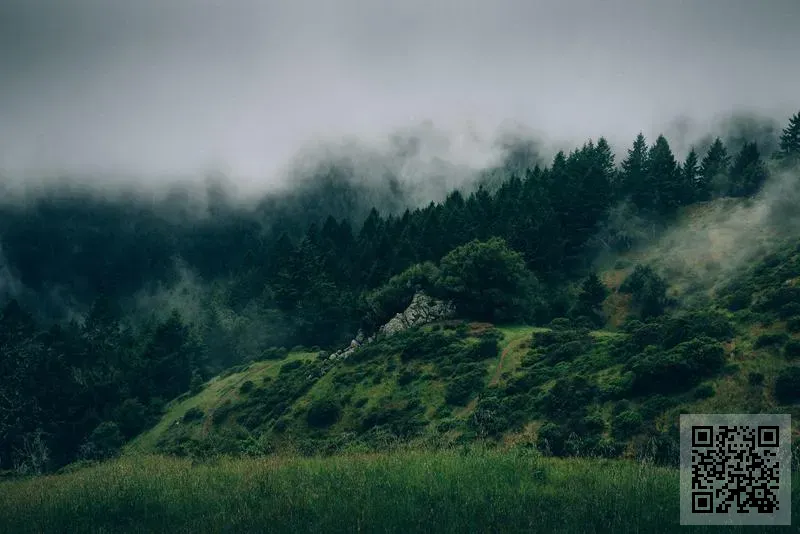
[[779, 302, 800, 319], [774, 367, 800, 404], [306, 400, 341, 428], [115, 398, 149, 439], [262, 347, 289, 360], [692, 383, 715, 400], [754, 332, 789, 350], [628, 337, 725, 394], [784, 340, 800, 359], [748, 372, 765, 386], [536, 422, 567, 456], [786, 316, 800, 333], [397, 369, 418, 386], [182, 407, 205, 423], [239, 380, 255, 394], [445, 370, 486, 406], [611, 410, 643, 439], [79, 422, 124, 461]]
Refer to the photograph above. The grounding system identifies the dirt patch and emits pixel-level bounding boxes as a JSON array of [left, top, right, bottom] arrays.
[[468, 322, 495, 336]]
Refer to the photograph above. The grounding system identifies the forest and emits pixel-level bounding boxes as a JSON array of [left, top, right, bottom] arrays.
[[1, 111, 799, 474]]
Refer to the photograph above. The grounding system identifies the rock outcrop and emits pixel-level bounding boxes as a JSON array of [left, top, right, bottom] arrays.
[[325, 291, 455, 362], [378, 292, 456, 336]]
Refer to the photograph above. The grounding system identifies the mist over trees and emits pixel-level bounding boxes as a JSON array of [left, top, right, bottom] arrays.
[[0, 111, 798, 472]]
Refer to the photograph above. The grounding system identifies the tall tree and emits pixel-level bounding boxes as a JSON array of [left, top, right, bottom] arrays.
[[699, 138, 730, 200], [681, 148, 700, 204], [647, 135, 681, 215], [728, 142, 769, 197], [778, 110, 800, 164], [619, 133, 649, 208]]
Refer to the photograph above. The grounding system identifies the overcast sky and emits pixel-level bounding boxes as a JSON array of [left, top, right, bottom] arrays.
[[1, 0, 798, 189]]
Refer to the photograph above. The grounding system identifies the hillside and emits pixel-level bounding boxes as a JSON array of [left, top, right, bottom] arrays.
[[128, 215, 800, 463]]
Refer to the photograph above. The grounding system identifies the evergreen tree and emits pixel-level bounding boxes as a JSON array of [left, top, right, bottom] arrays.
[[619, 133, 649, 208], [681, 148, 700, 204], [728, 142, 769, 197], [699, 138, 730, 199], [647, 135, 680, 215], [778, 110, 800, 164]]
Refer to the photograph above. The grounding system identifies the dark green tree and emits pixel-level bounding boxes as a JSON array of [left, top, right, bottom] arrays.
[[619, 133, 649, 208], [778, 110, 800, 164], [647, 135, 681, 215], [728, 142, 769, 197], [436, 237, 540, 323], [699, 138, 730, 199], [681, 148, 700, 204]]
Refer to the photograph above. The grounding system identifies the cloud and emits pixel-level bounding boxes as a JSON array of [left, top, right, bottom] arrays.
[[1, 0, 798, 193]]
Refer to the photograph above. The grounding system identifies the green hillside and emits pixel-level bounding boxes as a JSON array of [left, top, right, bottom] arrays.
[[127, 224, 800, 463]]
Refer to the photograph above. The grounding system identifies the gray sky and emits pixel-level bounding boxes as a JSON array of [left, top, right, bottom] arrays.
[[1, 0, 798, 190]]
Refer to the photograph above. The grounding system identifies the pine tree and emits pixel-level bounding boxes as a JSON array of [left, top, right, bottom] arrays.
[[681, 148, 699, 205], [778, 110, 800, 163], [728, 142, 769, 197], [619, 133, 649, 205], [699, 138, 730, 200], [647, 135, 680, 215]]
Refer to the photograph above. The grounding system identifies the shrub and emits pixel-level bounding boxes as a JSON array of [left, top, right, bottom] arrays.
[[79, 422, 124, 461], [115, 398, 149, 439], [779, 302, 800, 319], [262, 346, 289, 360], [475, 336, 500, 359], [239, 380, 255, 394], [784, 340, 800, 359], [182, 407, 205, 423], [280, 360, 303, 374], [628, 337, 725, 394], [786, 316, 800, 333], [445, 370, 486, 405], [693, 383, 715, 400], [774, 367, 800, 404], [754, 332, 789, 350], [536, 422, 567, 456], [306, 400, 341, 428], [727, 290, 752, 311], [748, 372, 765, 386], [611, 410, 643, 439], [397, 369, 418, 386], [639, 394, 675, 421]]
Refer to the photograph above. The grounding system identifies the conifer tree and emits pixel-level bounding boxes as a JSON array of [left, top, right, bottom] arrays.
[[647, 135, 680, 215], [728, 142, 769, 197], [619, 133, 648, 205], [699, 138, 730, 200], [778, 110, 800, 164], [681, 148, 699, 204]]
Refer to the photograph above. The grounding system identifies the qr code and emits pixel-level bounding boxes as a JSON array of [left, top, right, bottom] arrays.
[[680, 414, 791, 526]]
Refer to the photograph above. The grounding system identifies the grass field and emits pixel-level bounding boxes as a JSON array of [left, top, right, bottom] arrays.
[[1, 450, 797, 533]]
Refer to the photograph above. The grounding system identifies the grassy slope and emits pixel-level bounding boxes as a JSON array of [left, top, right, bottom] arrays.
[[3, 451, 798, 533], [126, 351, 318, 454]]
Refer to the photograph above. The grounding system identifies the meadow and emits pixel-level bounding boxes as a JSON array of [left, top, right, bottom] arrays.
[[1, 449, 797, 533]]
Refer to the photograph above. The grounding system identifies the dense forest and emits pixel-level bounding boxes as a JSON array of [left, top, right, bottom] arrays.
[[1, 111, 799, 474]]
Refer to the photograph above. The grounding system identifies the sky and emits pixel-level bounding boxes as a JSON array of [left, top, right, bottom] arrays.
[[1, 0, 798, 190]]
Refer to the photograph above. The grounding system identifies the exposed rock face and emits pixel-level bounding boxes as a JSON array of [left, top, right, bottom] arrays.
[[378, 292, 456, 336], [325, 292, 455, 362]]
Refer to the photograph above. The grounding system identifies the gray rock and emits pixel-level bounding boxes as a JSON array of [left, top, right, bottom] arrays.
[[379, 292, 455, 337]]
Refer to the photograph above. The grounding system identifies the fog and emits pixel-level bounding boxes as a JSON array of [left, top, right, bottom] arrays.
[[1, 0, 799, 193]]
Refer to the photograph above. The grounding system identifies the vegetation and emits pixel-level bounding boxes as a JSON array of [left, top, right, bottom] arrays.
[[2, 451, 798, 534], [1, 111, 800, 530]]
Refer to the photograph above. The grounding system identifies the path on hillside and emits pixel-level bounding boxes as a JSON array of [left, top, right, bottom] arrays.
[[489, 337, 527, 387]]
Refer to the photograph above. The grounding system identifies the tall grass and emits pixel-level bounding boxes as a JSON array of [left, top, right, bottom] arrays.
[[1, 450, 797, 533]]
